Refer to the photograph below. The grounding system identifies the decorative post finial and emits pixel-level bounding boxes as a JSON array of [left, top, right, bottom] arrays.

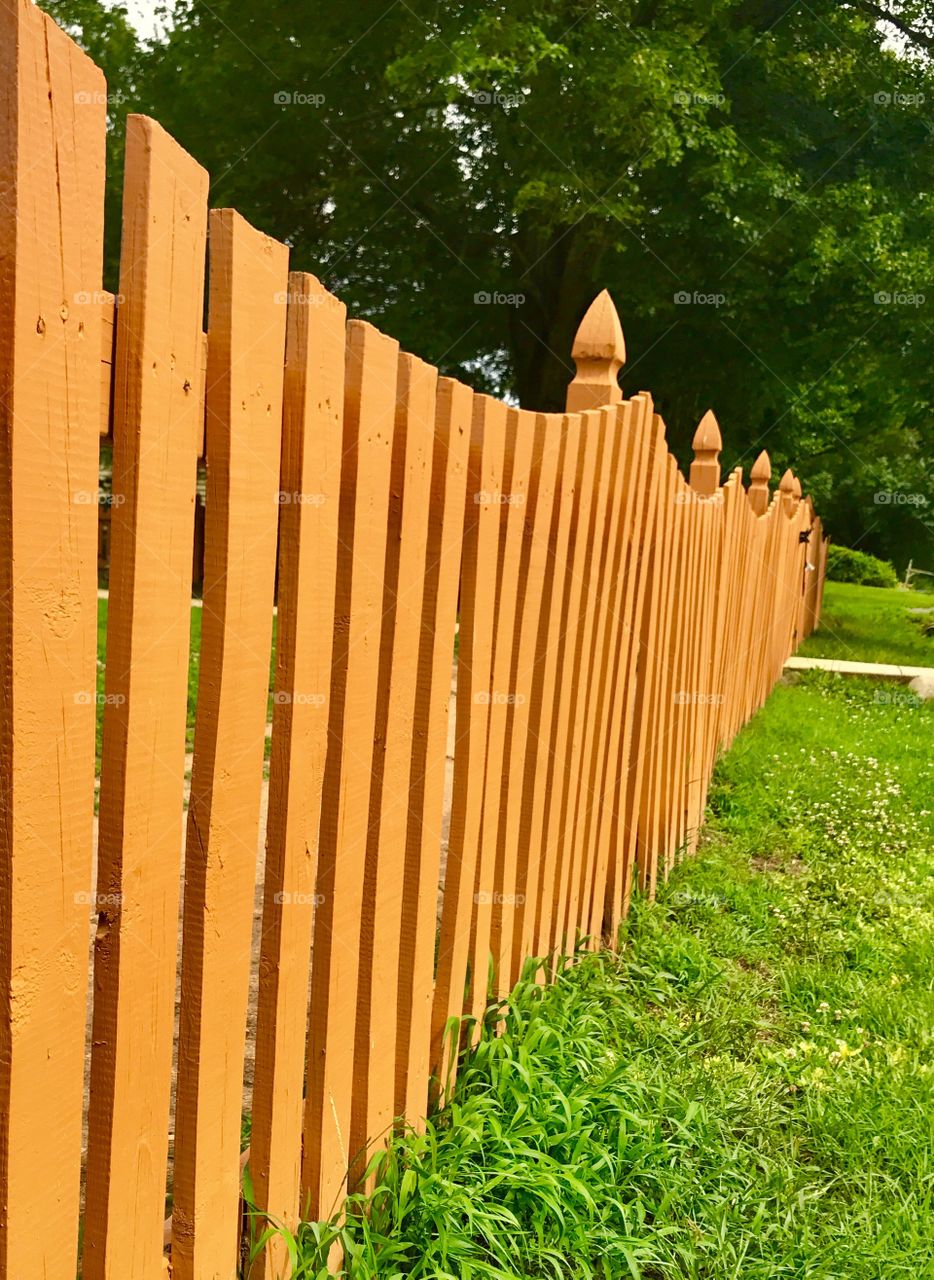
[[689, 409, 722, 496], [748, 449, 771, 516], [565, 290, 626, 414]]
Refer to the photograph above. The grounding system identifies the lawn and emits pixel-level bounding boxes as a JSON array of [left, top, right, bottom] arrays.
[[264, 591, 934, 1278], [95, 597, 276, 766], [799, 580, 934, 667]]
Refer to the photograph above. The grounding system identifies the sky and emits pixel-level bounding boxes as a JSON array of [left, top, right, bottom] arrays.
[[102, 0, 163, 40], [103, 0, 919, 54]]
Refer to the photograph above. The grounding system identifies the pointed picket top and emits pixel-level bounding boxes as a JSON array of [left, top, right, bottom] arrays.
[[779, 467, 797, 514], [689, 408, 722, 496], [791, 474, 802, 500], [748, 449, 771, 516], [565, 289, 626, 414], [692, 408, 722, 458]]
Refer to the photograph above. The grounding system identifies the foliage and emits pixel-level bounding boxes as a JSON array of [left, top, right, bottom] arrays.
[[37, 0, 934, 572], [240, 660, 934, 1278], [825, 543, 900, 588]]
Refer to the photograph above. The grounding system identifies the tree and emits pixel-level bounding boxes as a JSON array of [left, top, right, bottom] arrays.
[[41, 0, 934, 569]]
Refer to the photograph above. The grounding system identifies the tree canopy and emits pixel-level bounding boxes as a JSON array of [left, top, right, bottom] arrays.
[[41, 0, 934, 569]]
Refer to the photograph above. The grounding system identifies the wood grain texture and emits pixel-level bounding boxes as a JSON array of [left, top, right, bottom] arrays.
[[431, 395, 506, 1089], [352, 352, 437, 1171], [469, 406, 535, 1017], [540, 408, 604, 963], [0, 4, 105, 1274], [528, 413, 588, 960], [250, 274, 346, 1275], [172, 209, 288, 1280], [495, 413, 561, 992], [587, 397, 652, 942], [595, 394, 654, 939], [564, 404, 631, 947], [515, 416, 582, 979], [395, 377, 472, 1126], [617, 406, 664, 921], [302, 320, 398, 1216], [84, 114, 208, 1280]]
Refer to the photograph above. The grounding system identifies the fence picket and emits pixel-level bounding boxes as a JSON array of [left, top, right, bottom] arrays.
[[520, 416, 584, 970], [171, 209, 288, 1280], [250, 274, 346, 1273], [303, 320, 399, 1214], [84, 114, 208, 1280], [539, 409, 604, 962], [470, 406, 535, 1014], [563, 406, 630, 948], [352, 352, 438, 1170], [432, 395, 506, 1085], [613, 400, 664, 928], [0, 5, 105, 1275], [496, 413, 562, 991], [395, 377, 473, 1124], [587, 397, 653, 942]]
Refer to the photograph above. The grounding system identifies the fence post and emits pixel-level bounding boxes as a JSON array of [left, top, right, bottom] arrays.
[[685, 410, 722, 850], [689, 409, 722, 495], [748, 450, 771, 516], [565, 290, 625, 413]]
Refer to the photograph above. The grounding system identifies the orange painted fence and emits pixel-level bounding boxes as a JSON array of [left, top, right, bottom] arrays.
[[0, 5, 828, 1278]]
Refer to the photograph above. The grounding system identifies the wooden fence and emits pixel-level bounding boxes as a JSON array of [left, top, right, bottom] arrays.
[[0, 4, 827, 1278]]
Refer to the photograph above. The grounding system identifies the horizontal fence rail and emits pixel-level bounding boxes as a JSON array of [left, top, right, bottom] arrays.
[[0, 4, 828, 1278]]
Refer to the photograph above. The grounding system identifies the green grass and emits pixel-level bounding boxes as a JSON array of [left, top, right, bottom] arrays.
[[95, 597, 277, 768], [94, 597, 203, 762], [799, 580, 934, 667], [252, 667, 934, 1278]]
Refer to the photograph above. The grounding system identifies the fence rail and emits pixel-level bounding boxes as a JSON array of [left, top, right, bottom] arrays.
[[0, 4, 827, 1278]]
